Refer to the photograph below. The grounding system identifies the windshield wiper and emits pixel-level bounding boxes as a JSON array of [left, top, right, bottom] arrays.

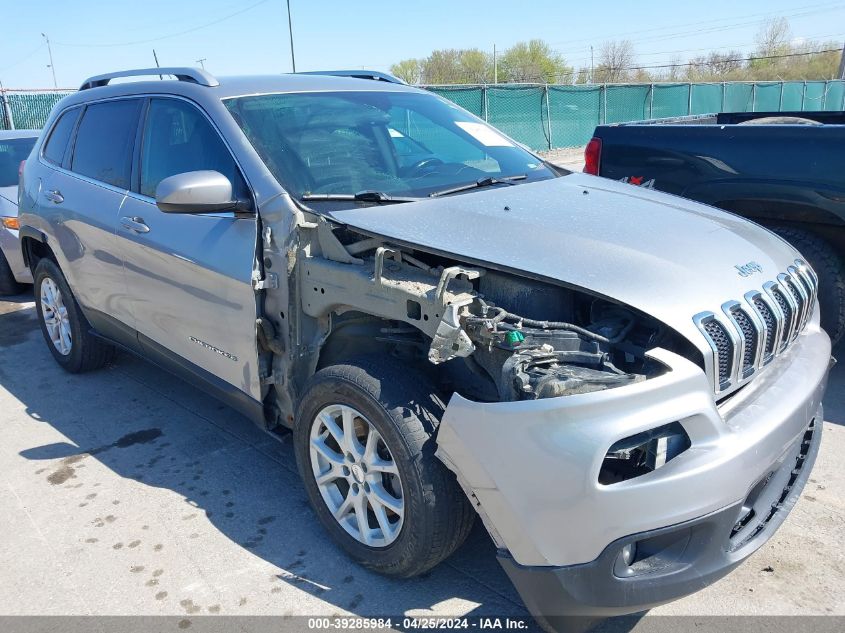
[[428, 174, 527, 198], [300, 190, 423, 205]]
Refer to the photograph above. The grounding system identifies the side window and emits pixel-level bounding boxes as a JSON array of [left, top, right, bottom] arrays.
[[71, 99, 141, 189], [140, 99, 243, 199], [42, 107, 79, 166]]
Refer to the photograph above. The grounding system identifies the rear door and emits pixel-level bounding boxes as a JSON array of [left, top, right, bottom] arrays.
[[38, 99, 141, 341], [117, 97, 261, 400]]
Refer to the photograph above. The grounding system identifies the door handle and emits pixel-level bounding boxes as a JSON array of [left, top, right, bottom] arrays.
[[44, 189, 64, 204], [120, 216, 150, 234]]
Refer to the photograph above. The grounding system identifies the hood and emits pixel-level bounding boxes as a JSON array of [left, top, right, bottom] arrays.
[[326, 172, 801, 349]]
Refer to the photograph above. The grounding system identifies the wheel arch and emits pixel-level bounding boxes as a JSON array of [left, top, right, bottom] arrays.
[[19, 226, 57, 271]]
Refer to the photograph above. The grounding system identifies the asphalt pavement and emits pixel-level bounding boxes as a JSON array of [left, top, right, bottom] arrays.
[[0, 292, 842, 628]]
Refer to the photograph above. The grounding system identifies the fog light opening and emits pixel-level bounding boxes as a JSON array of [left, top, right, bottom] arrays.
[[599, 421, 691, 485]]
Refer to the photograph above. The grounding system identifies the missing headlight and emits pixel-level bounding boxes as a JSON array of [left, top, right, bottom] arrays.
[[599, 422, 691, 485]]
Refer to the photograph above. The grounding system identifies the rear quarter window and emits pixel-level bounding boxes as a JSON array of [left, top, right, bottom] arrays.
[[42, 107, 80, 166], [71, 99, 142, 189]]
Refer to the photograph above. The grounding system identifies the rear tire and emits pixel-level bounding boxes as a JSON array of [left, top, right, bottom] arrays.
[[770, 225, 844, 345], [294, 355, 475, 577], [0, 250, 24, 295], [33, 258, 116, 372]]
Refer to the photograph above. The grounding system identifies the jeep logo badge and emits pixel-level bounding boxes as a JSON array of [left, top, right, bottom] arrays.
[[735, 261, 763, 277]]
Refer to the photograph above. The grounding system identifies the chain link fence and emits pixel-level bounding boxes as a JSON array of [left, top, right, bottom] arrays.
[[428, 79, 845, 150], [0, 89, 75, 131], [2, 81, 844, 151]]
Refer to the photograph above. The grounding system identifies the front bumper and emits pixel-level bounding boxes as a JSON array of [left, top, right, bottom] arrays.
[[501, 412, 821, 624], [436, 323, 831, 617], [1, 227, 32, 284]]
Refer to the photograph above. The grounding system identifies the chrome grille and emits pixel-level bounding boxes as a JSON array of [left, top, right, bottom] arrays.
[[694, 259, 817, 395]]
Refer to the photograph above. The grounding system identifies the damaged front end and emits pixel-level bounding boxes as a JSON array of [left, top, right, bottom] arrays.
[[286, 216, 690, 413]]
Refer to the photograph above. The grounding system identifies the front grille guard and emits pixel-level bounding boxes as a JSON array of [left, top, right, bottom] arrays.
[[694, 259, 818, 396]]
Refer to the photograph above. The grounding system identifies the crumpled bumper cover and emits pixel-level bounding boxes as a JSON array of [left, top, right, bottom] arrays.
[[500, 410, 822, 624], [435, 320, 831, 621]]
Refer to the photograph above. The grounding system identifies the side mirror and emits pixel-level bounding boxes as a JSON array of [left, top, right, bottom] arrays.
[[155, 170, 250, 214]]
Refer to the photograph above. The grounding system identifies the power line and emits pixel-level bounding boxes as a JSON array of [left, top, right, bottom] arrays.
[[614, 32, 845, 61], [0, 42, 45, 73], [53, 0, 271, 48], [547, 1, 844, 52], [563, 34, 845, 70], [600, 47, 842, 73]]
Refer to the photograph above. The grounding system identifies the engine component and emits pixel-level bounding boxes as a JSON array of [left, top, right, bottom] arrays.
[[462, 300, 649, 401], [501, 344, 643, 400]]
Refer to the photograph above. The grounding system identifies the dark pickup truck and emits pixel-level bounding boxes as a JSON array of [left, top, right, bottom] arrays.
[[586, 111, 845, 344]]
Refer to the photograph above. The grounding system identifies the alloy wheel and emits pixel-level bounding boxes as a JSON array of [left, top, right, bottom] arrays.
[[40, 277, 72, 356], [309, 404, 404, 547]]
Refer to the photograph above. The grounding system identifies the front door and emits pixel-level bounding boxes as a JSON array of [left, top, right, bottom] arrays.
[[117, 97, 260, 400]]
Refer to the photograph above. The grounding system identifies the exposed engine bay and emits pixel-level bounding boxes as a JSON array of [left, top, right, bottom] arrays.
[[275, 216, 693, 412]]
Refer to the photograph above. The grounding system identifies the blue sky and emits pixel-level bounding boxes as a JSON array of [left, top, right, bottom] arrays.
[[1, 0, 844, 88]]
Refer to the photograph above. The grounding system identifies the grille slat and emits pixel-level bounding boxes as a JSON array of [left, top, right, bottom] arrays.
[[702, 319, 733, 385], [771, 288, 794, 347], [695, 260, 816, 395], [731, 308, 758, 373], [752, 296, 777, 358], [784, 276, 807, 334]]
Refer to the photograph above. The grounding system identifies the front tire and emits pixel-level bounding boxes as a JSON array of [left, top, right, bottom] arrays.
[[33, 258, 115, 372], [294, 356, 475, 577]]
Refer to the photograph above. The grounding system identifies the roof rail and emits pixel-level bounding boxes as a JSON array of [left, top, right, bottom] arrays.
[[79, 67, 219, 91], [297, 70, 407, 85]]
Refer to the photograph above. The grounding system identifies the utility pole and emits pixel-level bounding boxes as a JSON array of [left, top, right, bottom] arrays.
[[0, 79, 13, 131], [838, 40, 845, 80], [196, 58, 207, 70], [590, 45, 594, 84], [286, 0, 296, 72], [493, 44, 497, 84], [152, 49, 162, 80], [41, 33, 57, 89]]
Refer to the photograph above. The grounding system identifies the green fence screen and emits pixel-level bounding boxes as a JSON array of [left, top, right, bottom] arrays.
[[3, 81, 844, 151], [0, 91, 74, 130]]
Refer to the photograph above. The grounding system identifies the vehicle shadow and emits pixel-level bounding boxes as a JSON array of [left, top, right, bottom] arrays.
[[0, 295, 543, 625]]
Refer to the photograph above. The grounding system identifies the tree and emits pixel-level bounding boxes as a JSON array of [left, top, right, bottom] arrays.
[[594, 40, 635, 83], [459, 49, 492, 84], [756, 18, 791, 57], [390, 59, 423, 85], [387, 17, 841, 85], [749, 18, 792, 80], [421, 49, 463, 84], [413, 48, 493, 84], [498, 39, 572, 83], [684, 50, 745, 82]]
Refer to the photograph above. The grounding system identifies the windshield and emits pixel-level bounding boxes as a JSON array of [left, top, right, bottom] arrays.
[[224, 91, 557, 202], [0, 137, 36, 188]]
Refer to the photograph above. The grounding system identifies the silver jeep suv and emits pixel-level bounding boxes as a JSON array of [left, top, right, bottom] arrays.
[[18, 67, 833, 629]]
